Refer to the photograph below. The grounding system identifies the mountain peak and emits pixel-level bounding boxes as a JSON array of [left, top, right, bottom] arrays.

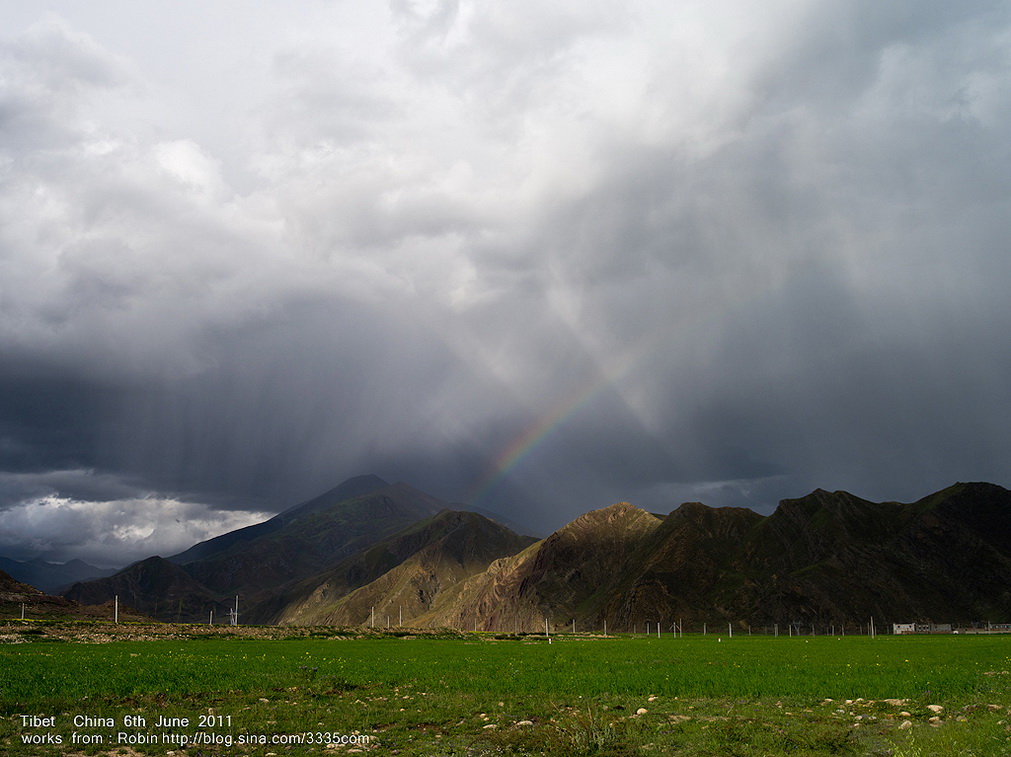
[[548, 502, 662, 550], [672, 500, 711, 515], [279, 474, 391, 519], [340, 473, 391, 491], [774, 487, 873, 517], [563, 501, 655, 529]]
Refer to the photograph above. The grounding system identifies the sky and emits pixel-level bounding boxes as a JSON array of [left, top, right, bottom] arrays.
[[1, 0, 1010, 567]]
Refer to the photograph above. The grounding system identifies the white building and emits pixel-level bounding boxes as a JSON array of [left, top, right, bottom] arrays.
[[892, 622, 952, 634]]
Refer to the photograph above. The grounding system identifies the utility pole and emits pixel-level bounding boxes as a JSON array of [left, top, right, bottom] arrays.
[[115, 595, 119, 624]]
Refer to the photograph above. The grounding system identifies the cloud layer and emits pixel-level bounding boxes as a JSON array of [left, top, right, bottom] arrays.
[[2, 1, 1010, 562]]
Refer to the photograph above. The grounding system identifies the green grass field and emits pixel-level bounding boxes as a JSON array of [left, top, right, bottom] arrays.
[[2, 624, 1011, 756]]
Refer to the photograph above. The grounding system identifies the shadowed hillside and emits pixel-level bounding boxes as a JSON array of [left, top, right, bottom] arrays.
[[63, 479, 1011, 630], [1, 569, 148, 621], [65, 477, 467, 622], [65, 556, 226, 622], [410, 482, 1011, 632], [269, 509, 537, 626]]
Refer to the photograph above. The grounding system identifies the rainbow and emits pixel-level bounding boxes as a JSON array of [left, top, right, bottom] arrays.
[[468, 268, 789, 508], [468, 343, 651, 507], [467, 385, 599, 506]]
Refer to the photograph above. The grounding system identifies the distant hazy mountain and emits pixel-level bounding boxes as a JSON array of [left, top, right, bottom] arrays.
[[0, 556, 117, 594]]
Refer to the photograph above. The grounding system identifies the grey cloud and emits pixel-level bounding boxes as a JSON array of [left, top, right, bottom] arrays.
[[6, 16, 129, 90], [266, 48, 403, 148], [390, 0, 628, 129], [0, 360, 123, 475], [672, 262, 1011, 502], [0, 469, 148, 510], [1, 2, 1010, 561], [0, 16, 133, 151], [103, 296, 523, 508], [751, 0, 1009, 113]]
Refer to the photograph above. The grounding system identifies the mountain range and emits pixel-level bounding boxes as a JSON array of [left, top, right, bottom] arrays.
[[0, 567, 148, 622], [0, 556, 116, 594], [50, 478, 1011, 630]]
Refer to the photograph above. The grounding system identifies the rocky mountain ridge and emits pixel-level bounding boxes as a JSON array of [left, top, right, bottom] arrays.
[[413, 482, 1011, 631], [57, 479, 1011, 629]]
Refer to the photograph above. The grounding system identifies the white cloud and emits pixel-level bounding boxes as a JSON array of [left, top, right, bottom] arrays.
[[154, 140, 229, 200], [0, 494, 269, 566]]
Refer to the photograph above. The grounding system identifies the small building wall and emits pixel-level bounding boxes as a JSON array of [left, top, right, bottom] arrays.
[[893, 623, 952, 634]]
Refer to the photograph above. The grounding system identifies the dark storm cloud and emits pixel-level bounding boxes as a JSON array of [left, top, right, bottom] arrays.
[[482, 0, 1011, 521], [0, 365, 111, 474], [105, 295, 528, 509], [683, 263, 1011, 500], [1, 1, 1010, 558]]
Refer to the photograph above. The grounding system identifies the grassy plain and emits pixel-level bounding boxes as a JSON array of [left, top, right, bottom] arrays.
[[2, 622, 1011, 756]]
